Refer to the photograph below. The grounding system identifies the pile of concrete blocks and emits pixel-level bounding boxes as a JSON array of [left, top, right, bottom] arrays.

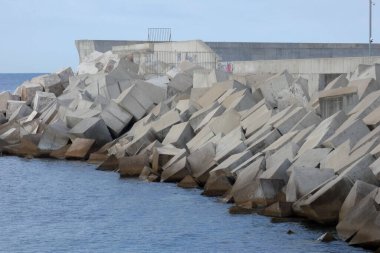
[[2, 49, 380, 251]]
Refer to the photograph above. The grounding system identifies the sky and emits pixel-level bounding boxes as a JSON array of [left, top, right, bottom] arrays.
[[0, 0, 378, 73]]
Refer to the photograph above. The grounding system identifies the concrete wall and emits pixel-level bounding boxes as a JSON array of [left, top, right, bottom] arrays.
[[206, 42, 380, 62], [76, 40, 380, 63], [228, 56, 380, 75]]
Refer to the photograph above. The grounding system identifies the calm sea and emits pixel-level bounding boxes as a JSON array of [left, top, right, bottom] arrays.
[[0, 74, 368, 253]]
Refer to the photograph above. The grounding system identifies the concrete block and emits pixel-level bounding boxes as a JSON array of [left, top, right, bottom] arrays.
[[32, 91, 56, 113], [293, 154, 378, 224], [65, 138, 95, 159], [100, 100, 133, 136], [210, 150, 252, 176], [114, 84, 153, 120], [124, 128, 156, 156], [194, 105, 226, 133], [336, 187, 380, 248], [186, 126, 215, 153], [162, 122, 194, 148], [247, 129, 281, 154], [196, 80, 244, 108], [273, 107, 307, 135], [19, 82, 43, 104], [31, 73, 64, 96], [259, 70, 293, 109], [298, 111, 347, 154], [242, 104, 272, 137], [208, 109, 241, 136], [38, 120, 70, 151], [338, 180, 377, 222], [56, 67, 74, 85], [226, 91, 256, 113], [288, 148, 332, 173], [323, 119, 370, 149], [286, 167, 335, 202], [188, 142, 216, 185], [151, 110, 182, 140], [0, 91, 19, 113], [134, 80, 167, 104], [214, 127, 247, 163], [69, 117, 112, 147], [6, 100, 26, 119], [167, 73, 193, 96], [266, 142, 300, 171], [118, 153, 149, 178], [289, 111, 321, 132], [8, 104, 33, 122], [349, 78, 380, 101], [348, 90, 380, 120], [188, 102, 220, 131], [231, 156, 266, 205], [161, 156, 190, 182], [260, 159, 291, 183]]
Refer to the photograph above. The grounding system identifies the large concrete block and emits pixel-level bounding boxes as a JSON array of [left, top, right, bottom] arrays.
[[188, 102, 220, 131], [208, 109, 241, 136], [19, 82, 43, 104], [259, 70, 293, 109], [118, 153, 149, 178], [348, 90, 380, 120], [289, 148, 332, 173], [0, 91, 19, 113], [32, 91, 56, 113], [114, 84, 154, 120], [210, 150, 252, 176], [231, 156, 266, 205], [31, 73, 64, 96], [124, 128, 156, 156], [196, 80, 244, 108], [247, 129, 281, 154], [273, 107, 307, 135], [151, 110, 182, 140], [348, 78, 380, 101], [298, 111, 347, 154], [161, 156, 190, 183], [265, 142, 300, 171], [214, 127, 247, 163], [293, 154, 378, 224], [286, 167, 335, 202], [289, 111, 321, 132], [65, 138, 96, 159], [167, 73, 193, 96], [194, 105, 226, 133], [100, 100, 133, 136], [336, 187, 380, 248], [69, 117, 112, 147], [38, 120, 70, 151], [162, 122, 194, 148], [8, 104, 33, 122], [338, 180, 377, 222], [188, 142, 216, 184], [323, 119, 370, 149]]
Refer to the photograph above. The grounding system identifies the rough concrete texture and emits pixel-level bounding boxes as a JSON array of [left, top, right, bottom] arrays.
[[3, 47, 380, 250]]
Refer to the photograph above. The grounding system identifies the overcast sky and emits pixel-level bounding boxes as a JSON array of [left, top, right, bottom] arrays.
[[0, 0, 378, 72]]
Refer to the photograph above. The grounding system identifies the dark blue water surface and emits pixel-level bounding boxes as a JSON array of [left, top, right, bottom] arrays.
[[0, 74, 369, 253], [0, 156, 368, 253], [0, 73, 45, 92]]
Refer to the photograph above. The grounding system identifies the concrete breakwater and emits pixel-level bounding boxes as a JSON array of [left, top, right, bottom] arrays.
[[0, 48, 380, 251]]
